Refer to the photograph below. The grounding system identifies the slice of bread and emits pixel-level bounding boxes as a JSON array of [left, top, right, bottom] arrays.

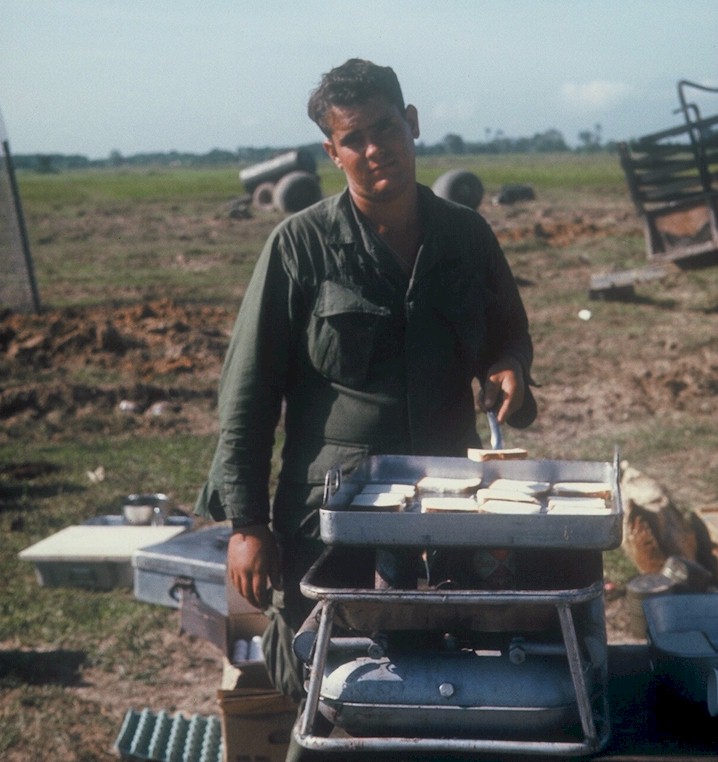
[[421, 496, 479, 513], [416, 476, 482, 494], [551, 481, 612, 499], [547, 496, 608, 514], [350, 493, 405, 511], [467, 448, 528, 462], [479, 499, 542, 514], [487, 478, 551, 497], [476, 488, 541, 505], [360, 483, 416, 497]]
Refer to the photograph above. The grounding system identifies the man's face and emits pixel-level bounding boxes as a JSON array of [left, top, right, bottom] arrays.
[[323, 97, 420, 205]]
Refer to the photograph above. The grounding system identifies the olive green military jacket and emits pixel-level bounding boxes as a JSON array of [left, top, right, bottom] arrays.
[[195, 185, 535, 541]]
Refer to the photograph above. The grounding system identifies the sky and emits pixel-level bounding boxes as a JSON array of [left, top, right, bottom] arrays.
[[2, 0, 718, 158]]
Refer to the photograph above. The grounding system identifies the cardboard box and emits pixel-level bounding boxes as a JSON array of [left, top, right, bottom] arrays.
[[218, 689, 296, 762], [695, 506, 718, 545], [218, 596, 298, 762], [181, 590, 271, 690], [179, 577, 296, 762]]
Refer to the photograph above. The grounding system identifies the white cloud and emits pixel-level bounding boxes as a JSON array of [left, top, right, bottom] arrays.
[[560, 81, 632, 112]]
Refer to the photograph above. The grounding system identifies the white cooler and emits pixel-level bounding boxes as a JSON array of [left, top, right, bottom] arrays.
[[19, 524, 186, 591]]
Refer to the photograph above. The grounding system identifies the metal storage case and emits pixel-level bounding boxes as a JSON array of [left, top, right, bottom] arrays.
[[132, 525, 232, 613], [643, 592, 718, 711]]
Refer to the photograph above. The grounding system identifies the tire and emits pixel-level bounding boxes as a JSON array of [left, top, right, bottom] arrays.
[[272, 171, 322, 213], [432, 169, 484, 209], [240, 148, 317, 192], [497, 183, 535, 205], [251, 181, 276, 211]]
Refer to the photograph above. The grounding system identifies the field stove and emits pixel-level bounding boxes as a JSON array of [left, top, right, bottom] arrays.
[[293, 453, 623, 757]]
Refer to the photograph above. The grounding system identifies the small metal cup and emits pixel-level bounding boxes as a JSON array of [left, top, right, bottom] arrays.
[[123, 493, 171, 525]]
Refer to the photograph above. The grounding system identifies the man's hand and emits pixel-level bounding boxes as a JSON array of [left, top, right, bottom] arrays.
[[479, 357, 525, 424], [227, 524, 281, 610]]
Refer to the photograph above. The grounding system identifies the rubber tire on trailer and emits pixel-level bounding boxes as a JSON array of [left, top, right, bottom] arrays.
[[432, 169, 484, 209], [251, 181, 276, 211], [273, 171, 322, 213]]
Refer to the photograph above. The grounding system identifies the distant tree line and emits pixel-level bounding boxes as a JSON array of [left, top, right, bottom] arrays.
[[12, 148, 244, 173], [13, 125, 614, 173]]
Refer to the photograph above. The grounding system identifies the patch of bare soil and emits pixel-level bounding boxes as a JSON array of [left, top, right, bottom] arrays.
[[0, 299, 234, 443], [0, 632, 225, 762]]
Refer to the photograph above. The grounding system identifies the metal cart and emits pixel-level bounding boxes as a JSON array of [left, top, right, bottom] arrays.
[[293, 453, 623, 757]]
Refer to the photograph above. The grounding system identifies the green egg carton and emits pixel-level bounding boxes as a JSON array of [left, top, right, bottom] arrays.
[[114, 708, 223, 762]]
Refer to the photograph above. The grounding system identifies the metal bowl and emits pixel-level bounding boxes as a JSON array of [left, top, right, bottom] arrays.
[[122, 493, 171, 525]]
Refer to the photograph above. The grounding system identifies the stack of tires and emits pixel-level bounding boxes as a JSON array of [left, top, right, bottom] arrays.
[[240, 149, 323, 213], [241, 156, 485, 215]]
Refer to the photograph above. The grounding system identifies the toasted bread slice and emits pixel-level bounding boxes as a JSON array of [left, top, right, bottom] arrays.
[[421, 496, 479, 513], [551, 481, 612, 499], [476, 488, 542, 505], [360, 483, 416, 497], [467, 448, 528, 462], [350, 493, 405, 511], [480, 499, 542, 515], [416, 476, 482, 494], [547, 496, 608, 514], [487, 478, 551, 497]]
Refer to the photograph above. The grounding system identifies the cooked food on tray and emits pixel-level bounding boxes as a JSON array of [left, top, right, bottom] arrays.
[[551, 481, 612, 498], [485, 478, 551, 496], [360, 483, 416, 497], [547, 496, 609, 514], [467, 447, 528, 462], [476, 487, 541, 505], [479, 499, 543, 514], [420, 496, 479, 513], [350, 493, 406, 510], [416, 476, 482, 493]]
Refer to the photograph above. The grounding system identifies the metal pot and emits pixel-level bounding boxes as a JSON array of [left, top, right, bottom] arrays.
[[122, 493, 171, 525]]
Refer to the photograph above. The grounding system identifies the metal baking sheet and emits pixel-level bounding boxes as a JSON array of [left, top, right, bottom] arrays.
[[320, 455, 622, 549]]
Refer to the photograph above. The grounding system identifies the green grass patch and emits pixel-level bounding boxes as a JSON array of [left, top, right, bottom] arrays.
[[19, 154, 625, 209], [413, 152, 625, 192], [17, 166, 242, 208], [1, 434, 217, 654], [314, 152, 626, 198]]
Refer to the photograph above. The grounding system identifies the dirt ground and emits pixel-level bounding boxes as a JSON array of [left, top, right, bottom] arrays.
[[2, 188, 717, 760]]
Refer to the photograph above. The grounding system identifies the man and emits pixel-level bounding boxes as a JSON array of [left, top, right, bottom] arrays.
[[196, 58, 536, 711]]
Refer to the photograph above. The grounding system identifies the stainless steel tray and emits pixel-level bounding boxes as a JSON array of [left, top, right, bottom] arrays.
[[320, 454, 622, 549]]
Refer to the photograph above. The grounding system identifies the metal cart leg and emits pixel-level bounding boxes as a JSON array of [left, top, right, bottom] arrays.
[[558, 602, 598, 745], [298, 600, 335, 738]]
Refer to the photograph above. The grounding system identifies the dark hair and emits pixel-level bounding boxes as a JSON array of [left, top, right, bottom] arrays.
[[307, 58, 406, 137]]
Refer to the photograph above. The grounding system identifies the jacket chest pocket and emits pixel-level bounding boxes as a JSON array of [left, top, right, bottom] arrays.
[[307, 280, 391, 388], [426, 268, 492, 368]]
